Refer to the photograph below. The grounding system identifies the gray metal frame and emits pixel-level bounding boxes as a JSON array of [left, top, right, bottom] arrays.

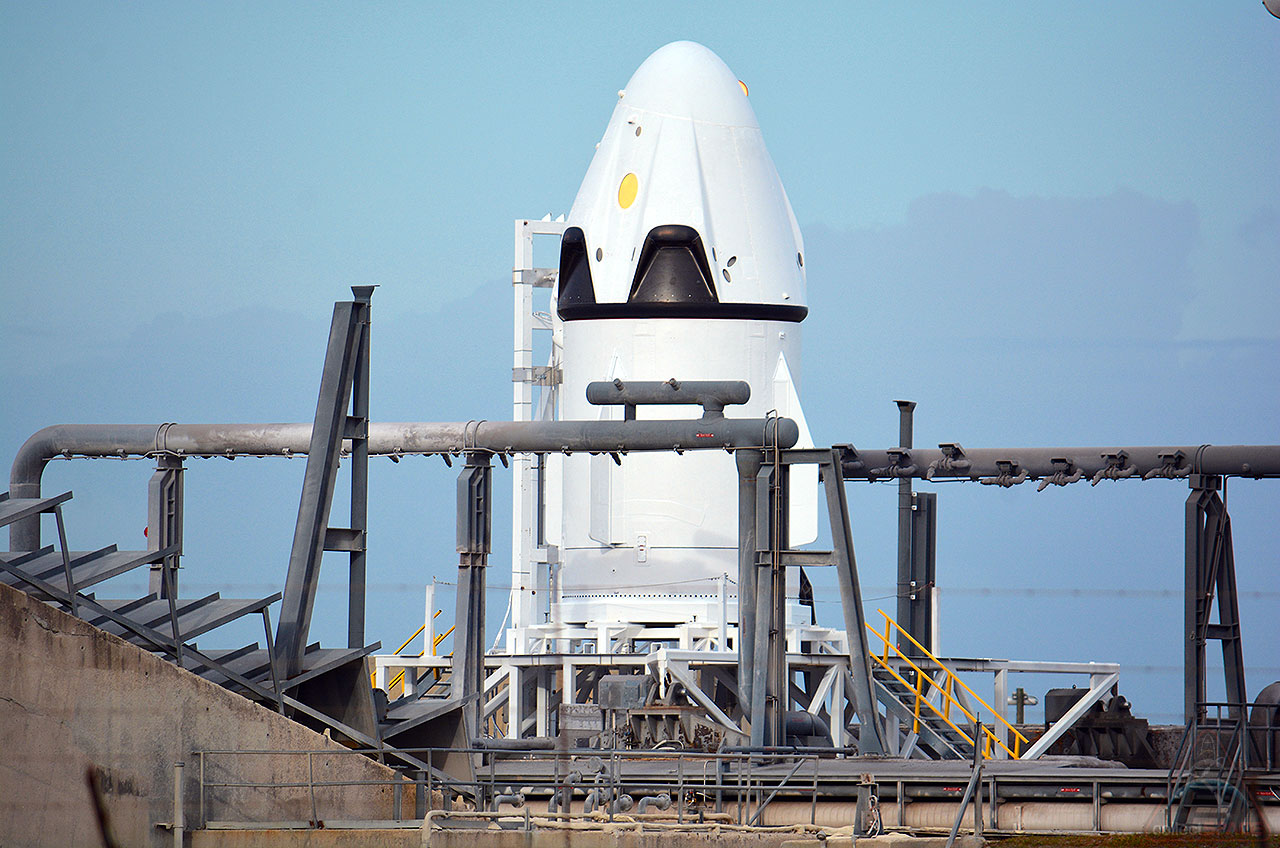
[[1185, 474, 1248, 723], [276, 286, 373, 677], [837, 438, 1278, 727], [890, 402, 940, 659], [734, 446, 887, 752], [453, 452, 492, 742], [10, 281, 1280, 765], [147, 454, 183, 600]]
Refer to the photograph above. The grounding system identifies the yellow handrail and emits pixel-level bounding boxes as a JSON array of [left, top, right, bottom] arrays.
[[390, 624, 455, 690], [881, 609, 1027, 749], [393, 624, 427, 656], [866, 609, 1029, 759], [370, 612, 452, 693], [867, 610, 1026, 757], [871, 643, 984, 751]]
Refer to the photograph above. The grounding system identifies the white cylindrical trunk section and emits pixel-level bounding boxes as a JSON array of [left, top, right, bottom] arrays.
[[552, 317, 803, 623]]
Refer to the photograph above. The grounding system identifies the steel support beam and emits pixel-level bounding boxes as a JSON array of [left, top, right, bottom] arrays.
[[749, 457, 788, 748], [664, 660, 746, 738], [820, 450, 887, 754], [1185, 474, 1248, 723], [275, 288, 371, 678], [347, 286, 372, 649], [146, 454, 184, 599], [894, 401, 917, 656], [907, 491, 937, 651], [765, 460, 789, 748], [454, 453, 492, 741], [1022, 672, 1120, 759], [749, 458, 771, 747], [735, 450, 762, 714]]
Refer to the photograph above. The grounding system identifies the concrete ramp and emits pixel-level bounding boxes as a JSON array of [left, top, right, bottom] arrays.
[[0, 581, 414, 848]]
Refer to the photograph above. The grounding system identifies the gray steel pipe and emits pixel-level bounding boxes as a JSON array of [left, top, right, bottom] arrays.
[[635, 792, 671, 814], [490, 791, 525, 811], [10, 417, 797, 549], [783, 710, 832, 742], [470, 737, 556, 751], [840, 444, 1280, 482], [735, 449, 763, 715], [586, 379, 751, 417], [583, 789, 605, 814], [894, 401, 915, 656]]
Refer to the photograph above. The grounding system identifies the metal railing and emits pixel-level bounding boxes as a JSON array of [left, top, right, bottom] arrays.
[[371, 610, 454, 696], [194, 746, 825, 831], [1166, 701, 1280, 833], [192, 739, 1280, 834], [866, 610, 1029, 759]]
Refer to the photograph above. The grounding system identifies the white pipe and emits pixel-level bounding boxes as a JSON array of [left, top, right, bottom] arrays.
[[173, 761, 184, 848], [757, 799, 1280, 832]]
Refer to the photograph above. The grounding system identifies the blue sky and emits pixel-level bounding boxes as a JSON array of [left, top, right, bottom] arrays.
[[2, 3, 1277, 724]]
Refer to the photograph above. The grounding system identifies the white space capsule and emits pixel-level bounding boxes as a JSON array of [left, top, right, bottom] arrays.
[[548, 41, 816, 626]]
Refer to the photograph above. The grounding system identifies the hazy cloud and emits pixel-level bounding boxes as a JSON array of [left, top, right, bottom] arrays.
[[1238, 205, 1279, 248], [807, 188, 1199, 344]]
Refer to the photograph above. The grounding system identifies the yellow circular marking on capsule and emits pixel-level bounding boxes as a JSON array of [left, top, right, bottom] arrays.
[[739, 79, 749, 96], [618, 173, 638, 209]]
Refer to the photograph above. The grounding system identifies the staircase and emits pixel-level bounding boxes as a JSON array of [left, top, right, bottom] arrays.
[[1167, 712, 1250, 833], [0, 489, 376, 728], [865, 610, 1028, 760], [872, 664, 973, 759], [372, 641, 460, 744]]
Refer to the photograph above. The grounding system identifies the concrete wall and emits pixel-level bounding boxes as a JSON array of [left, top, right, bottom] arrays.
[[0, 582, 416, 848], [193, 829, 421, 848]]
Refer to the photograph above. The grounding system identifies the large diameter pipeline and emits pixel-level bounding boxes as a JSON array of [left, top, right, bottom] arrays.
[[841, 444, 1280, 482], [9, 417, 797, 549]]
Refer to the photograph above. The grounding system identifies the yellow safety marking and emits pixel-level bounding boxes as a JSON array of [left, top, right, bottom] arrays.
[[618, 173, 638, 209]]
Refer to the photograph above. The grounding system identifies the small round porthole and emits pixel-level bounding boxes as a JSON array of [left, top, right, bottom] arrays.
[[595, 248, 603, 261], [635, 125, 642, 136], [726, 255, 737, 267], [722, 268, 731, 282], [797, 252, 803, 267]]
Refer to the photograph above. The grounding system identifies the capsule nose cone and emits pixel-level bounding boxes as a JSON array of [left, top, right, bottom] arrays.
[[621, 41, 757, 128], [563, 40, 806, 312]]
